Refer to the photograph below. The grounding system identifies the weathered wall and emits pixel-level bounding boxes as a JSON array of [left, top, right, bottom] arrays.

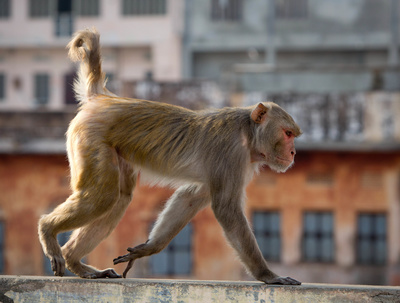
[[1, 276, 400, 303]]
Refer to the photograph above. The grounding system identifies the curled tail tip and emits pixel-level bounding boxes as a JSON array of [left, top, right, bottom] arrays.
[[67, 27, 100, 62]]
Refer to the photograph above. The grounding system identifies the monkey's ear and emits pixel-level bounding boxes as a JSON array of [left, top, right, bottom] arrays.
[[251, 103, 269, 124]]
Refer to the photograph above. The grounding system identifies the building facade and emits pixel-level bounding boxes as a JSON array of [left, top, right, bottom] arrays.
[[0, 149, 399, 285], [0, 0, 399, 286], [183, 0, 400, 93]]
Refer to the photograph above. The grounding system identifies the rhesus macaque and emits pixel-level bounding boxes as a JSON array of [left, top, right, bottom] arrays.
[[38, 28, 302, 285]]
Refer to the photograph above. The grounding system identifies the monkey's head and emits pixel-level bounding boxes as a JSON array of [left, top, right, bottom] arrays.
[[250, 102, 302, 173]]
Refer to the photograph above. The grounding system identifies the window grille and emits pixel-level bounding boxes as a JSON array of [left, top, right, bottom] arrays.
[[76, 0, 99, 16], [276, 0, 308, 19], [253, 211, 281, 262], [122, 0, 167, 16], [30, 0, 51, 17], [302, 212, 334, 262], [35, 74, 50, 105], [357, 213, 387, 265], [0, 0, 10, 18], [211, 0, 242, 21]]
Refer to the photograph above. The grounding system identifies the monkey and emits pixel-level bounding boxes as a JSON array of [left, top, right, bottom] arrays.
[[38, 28, 302, 285]]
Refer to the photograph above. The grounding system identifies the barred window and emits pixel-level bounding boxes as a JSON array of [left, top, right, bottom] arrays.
[[149, 223, 192, 276], [302, 212, 334, 262], [276, 0, 308, 19], [253, 211, 281, 262], [211, 0, 242, 21], [0, 0, 10, 18], [30, 0, 51, 17], [122, 0, 166, 16], [357, 213, 387, 265], [76, 0, 99, 16], [34, 74, 49, 105]]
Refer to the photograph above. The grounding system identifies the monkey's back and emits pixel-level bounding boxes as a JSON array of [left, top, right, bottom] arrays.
[[70, 96, 253, 183]]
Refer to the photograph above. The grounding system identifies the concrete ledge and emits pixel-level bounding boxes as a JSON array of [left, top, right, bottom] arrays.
[[0, 276, 399, 303]]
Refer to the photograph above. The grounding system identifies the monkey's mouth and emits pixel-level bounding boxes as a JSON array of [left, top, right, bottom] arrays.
[[276, 156, 293, 164]]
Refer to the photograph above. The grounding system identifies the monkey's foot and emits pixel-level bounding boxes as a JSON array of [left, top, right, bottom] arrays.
[[113, 252, 136, 278], [266, 276, 301, 285], [50, 255, 66, 277], [80, 268, 122, 279]]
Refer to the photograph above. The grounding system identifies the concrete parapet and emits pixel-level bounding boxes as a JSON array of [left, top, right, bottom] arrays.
[[0, 276, 399, 303]]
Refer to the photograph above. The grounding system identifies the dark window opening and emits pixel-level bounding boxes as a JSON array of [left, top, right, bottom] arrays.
[[253, 211, 281, 262], [357, 213, 387, 265], [149, 223, 192, 276], [302, 211, 334, 263]]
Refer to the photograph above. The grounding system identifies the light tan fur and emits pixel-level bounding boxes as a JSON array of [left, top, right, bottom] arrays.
[[38, 28, 302, 284]]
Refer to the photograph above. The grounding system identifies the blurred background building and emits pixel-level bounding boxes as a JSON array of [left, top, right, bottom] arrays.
[[0, 0, 399, 285]]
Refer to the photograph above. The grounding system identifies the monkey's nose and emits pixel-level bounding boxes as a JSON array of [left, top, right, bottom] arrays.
[[291, 149, 296, 158]]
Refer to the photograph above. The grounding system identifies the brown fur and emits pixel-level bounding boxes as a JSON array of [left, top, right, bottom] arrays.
[[38, 28, 302, 284]]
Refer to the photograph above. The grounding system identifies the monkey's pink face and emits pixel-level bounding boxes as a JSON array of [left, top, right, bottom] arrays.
[[261, 128, 298, 173], [271, 129, 296, 172]]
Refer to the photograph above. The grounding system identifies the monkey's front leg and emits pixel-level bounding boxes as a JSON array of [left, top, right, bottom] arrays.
[[211, 189, 301, 285], [114, 185, 210, 277]]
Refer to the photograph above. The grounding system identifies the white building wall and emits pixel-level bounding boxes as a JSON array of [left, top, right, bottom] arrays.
[[0, 0, 183, 110]]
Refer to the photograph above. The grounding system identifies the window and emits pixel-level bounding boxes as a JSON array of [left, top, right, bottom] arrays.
[[34, 74, 49, 105], [64, 72, 77, 105], [0, 0, 10, 18], [0, 74, 5, 100], [253, 211, 281, 262], [357, 213, 387, 265], [0, 221, 4, 274], [30, 0, 51, 17], [122, 0, 166, 16], [211, 0, 242, 21], [302, 212, 334, 262], [76, 0, 99, 16], [149, 223, 192, 276], [55, 0, 73, 36], [276, 0, 308, 19], [43, 231, 75, 276]]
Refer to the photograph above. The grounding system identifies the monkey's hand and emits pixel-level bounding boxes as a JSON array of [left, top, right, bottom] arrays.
[[113, 252, 135, 278], [113, 244, 148, 278]]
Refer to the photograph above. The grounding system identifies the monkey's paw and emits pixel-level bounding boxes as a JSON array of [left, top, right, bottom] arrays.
[[81, 268, 122, 279], [266, 276, 301, 285], [51, 255, 66, 277]]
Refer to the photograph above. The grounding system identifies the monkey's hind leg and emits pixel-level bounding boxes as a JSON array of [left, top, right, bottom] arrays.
[[113, 185, 210, 278], [38, 145, 122, 277], [62, 160, 136, 279]]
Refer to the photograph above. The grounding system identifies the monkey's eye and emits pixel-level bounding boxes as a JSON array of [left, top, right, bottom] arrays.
[[285, 130, 292, 137]]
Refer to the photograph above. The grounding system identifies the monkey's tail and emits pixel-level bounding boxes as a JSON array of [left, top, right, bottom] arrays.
[[67, 28, 111, 102]]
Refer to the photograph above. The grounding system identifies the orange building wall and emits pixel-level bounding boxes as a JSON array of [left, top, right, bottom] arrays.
[[0, 152, 399, 284]]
